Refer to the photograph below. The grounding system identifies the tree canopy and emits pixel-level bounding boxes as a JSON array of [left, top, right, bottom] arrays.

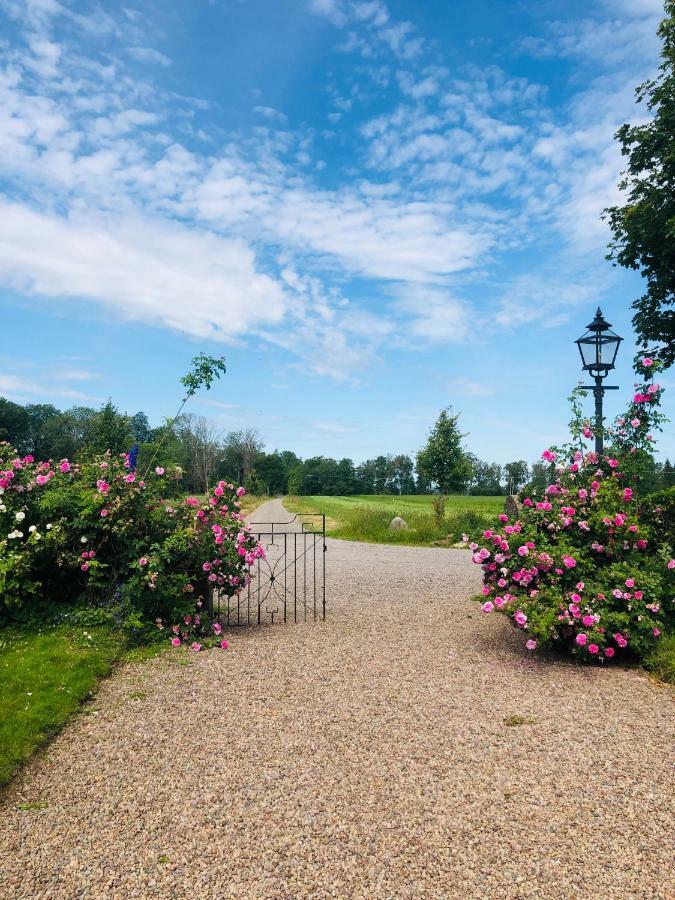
[[416, 408, 472, 494], [605, 1, 675, 367]]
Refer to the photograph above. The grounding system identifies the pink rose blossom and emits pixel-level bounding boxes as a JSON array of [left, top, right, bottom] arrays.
[[191, 642, 202, 652], [139, 557, 148, 567], [525, 639, 537, 651], [220, 639, 230, 649], [588, 643, 599, 655], [642, 357, 653, 367], [171, 637, 181, 647], [575, 633, 588, 646], [155, 466, 165, 475], [482, 601, 494, 613], [604, 647, 615, 659]]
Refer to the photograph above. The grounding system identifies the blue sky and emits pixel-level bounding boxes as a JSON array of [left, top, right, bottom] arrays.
[[0, 0, 673, 465]]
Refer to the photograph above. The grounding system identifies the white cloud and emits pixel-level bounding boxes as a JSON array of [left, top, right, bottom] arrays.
[[0, 0, 665, 383], [393, 285, 472, 342], [0, 199, 288, 339], [53, 368, 100, 381], [449, 378, 493, 397], [253, 105, 288, 123], [313, 420, 357, 433], [309, 0, 347, 27], [127, 46, 171, 67], [0, 373, 98, 402]]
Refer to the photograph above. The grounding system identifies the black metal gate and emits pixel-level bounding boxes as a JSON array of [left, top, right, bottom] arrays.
[[214, 513, 326, 626]]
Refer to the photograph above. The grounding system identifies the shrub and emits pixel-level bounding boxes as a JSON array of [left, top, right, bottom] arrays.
[[470, 357, 674, 663], [640, 486, 675, 550], [0, 443, 264, 638]]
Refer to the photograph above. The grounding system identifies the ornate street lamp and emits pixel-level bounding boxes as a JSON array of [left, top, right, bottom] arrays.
[[575, 308, 622, 455]]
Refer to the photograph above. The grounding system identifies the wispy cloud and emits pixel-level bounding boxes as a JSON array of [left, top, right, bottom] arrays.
[[313, 420, 358, 433], [449, 378, 493, 397], [0, 373, 99, 402], [127, 45, 171, 67], [0, 0, 663, 384]]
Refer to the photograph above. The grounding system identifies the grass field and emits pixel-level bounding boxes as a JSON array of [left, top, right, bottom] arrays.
[[284, 494, 503, 546]]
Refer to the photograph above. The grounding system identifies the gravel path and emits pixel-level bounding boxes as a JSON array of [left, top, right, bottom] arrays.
[[1, 498, 673, 899]]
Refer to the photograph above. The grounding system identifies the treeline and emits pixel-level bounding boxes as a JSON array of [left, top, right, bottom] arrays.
[[1, 397, 673, 496]]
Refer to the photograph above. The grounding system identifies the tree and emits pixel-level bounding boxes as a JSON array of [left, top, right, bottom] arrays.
[[287, 467, 302, 496], [373, 455, 389, 494], [470, 459, 503, 495], [177, 415, 223, 492], [39, 406, 95, 459], [355, 458, 376, 493], [528, 462, 550, 493], [388, 454, 415, 494], [221, 428, 263, 484], [605, 2, 675, 367], [0, 398, 28, 448], [504, 460, 529, 494], [23, 404, 62, 458], [87, 401, 133, 455], [416, 408, 472, 494], [130, 411, 151, 444]]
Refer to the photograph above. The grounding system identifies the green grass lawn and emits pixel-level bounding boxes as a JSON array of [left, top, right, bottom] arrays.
[[644, 633, 675, 684], [284, 494, 503, 546], [0, 624, 157, 787]]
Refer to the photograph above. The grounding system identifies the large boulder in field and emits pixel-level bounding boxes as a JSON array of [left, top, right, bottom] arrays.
[[504, 495, 522, 519], [389, 516, 409, 531]]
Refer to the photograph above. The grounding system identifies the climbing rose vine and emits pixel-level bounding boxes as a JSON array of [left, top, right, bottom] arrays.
[[469, 358, 673, 663]]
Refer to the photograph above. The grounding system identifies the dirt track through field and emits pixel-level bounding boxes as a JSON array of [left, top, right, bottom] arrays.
[[1, 498, 673, 899]]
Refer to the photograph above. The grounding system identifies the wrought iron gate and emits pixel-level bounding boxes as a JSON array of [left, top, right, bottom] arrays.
[[214, 513, 327, 626]]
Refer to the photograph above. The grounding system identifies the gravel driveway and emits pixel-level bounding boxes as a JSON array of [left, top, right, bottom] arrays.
[[1, 498, 673, 899]]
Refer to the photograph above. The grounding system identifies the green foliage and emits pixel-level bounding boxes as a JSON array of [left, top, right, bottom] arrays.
[[605, 1, 675, 367], [504, 460, 529, 493], [179, 354, 227, 399], [432, 494, 446, 527], [640, 486, 675, 549], [644, 632, 675, 683], [417, 408, 472, 494]]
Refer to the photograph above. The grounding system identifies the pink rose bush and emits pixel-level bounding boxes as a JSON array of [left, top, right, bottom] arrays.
[[0, 442, 263, 637], [470, 361, 673, 664]]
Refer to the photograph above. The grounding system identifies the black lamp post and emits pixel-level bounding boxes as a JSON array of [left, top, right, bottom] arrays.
[[575, 308, 622, 456]]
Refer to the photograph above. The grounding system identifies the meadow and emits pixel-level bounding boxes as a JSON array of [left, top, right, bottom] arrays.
[[283, 494, 503, 546]]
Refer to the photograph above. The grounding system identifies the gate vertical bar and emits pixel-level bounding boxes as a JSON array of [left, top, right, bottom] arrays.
[[322, 513, 326, 620], [283, 532, 287, 623]]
